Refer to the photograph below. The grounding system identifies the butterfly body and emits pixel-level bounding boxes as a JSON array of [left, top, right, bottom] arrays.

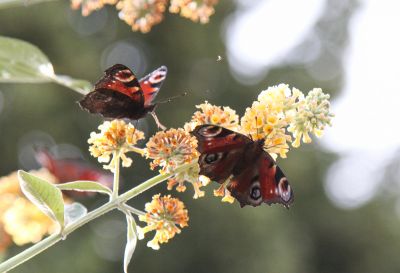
[[79, 64, 167, 123], [191, 125, 294, 208]]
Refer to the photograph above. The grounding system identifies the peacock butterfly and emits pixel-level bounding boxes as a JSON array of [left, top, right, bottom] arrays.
[[191, 124, 294, 208], [35, 149, 113, 196], [79, 64, 167, 128]]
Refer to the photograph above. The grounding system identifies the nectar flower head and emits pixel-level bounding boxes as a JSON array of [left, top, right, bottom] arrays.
[[167, 163, 210, 199], [184, 101, 239, 132], [145, 128, 198, 173], [0, 169, 58, 246], [70, 0, 117, 16], [117, 0, 167, 33], [288, 88, 334, 147], [88, 120, 145, 171], [138, 194, 189, 250], [169, 0, 218, 24], [240, 84, 304, 158]]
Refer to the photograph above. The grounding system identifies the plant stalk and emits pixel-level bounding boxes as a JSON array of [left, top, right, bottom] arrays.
[[0, 161, 195, 272]]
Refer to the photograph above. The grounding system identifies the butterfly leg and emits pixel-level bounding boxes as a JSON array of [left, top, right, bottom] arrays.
[[150, 111, 167, 131]]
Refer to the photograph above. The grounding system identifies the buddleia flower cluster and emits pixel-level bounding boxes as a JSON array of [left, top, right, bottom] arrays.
[[83, 83, 332, 250], [71, 0, 219, 33], [88, 119, 145, 171], [144, 84, 333, 202]]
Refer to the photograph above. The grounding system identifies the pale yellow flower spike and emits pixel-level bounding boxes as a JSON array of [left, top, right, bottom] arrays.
[[184, 101, 239, 132], [240, 84, 333, 157], [145, 128, 198, 173], [138, 194, 189, 250], [71, 0, 118, 16], [116, 0, 168, 33], [88, 120, 145, 171], [169, 0, 218, 24], [288, 88, 334, 148]]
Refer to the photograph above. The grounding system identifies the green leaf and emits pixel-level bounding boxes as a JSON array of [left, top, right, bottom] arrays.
[[18, 170, 65, 228], [124, 213, 138, 273], [65, 202, 88, 226], [0, 36, 54, 83], [0, 36, 92, 94], [53, 74, 92, 95], [0, 0, 59, 9], [56, 181, 112, 195]]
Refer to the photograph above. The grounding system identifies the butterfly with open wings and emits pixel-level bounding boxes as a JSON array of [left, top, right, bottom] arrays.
[[191, 124, 294, 208], [79, 64, 168, 129]]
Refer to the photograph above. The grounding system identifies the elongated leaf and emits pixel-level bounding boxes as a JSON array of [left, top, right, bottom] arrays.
[[0, 36, 93, 94], [53, 74, 92, 95], [65, 202, 88, 226], [0, 0, 58, 9], [56, 181, 112, 195], [124, 213, 138, 273], [0, 36, 54, 83], [18, 170, 64, 228]]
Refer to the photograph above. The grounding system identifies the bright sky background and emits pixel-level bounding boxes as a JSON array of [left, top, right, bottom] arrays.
[[226, 0, 400, 209]]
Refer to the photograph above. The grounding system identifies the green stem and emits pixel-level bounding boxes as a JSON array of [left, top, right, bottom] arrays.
[[0, 161, 196, 272], [111, 151, 121, 201], [121, 204, 146, 217]]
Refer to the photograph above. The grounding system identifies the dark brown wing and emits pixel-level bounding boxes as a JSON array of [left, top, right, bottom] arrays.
[[79, 64, 149, 120], [192, 124, 294, 208], [191, 125, 252, 183], [228, 152, 294, 208]]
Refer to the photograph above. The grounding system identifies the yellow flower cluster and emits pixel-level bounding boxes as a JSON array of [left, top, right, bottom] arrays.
[[184, 101, 239, 132], [240, 84, 302, 158], [138, 194, 188, 250], [0, 169, 58, 248], [240, 84, 333, 158], [116, 0, 167, 33], [288, 88, 333, 147], [70, 0, 117, 16], [169, 0, 218, 24], [88, 120, 145, 171], [71, 0, 218, 32], [167, 163, 210, 199], [145, 128, 198, 173]]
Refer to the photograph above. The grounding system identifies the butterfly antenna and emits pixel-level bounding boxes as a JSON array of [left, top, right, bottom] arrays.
[[155, 92, 188, 104]]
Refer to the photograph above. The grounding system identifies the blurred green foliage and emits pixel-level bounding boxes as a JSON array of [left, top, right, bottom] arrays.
[[1, 0, 400, 273]]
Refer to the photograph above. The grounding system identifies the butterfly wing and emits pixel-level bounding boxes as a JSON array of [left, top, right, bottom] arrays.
[[79, 64, 147, 119], [192, 124, 294, 208], [94, 64, 144, 100], [35, 149, 113, 189], [228, 152, 294, 208], [139, 66, 168, 106], [191, 125, 252, 183]]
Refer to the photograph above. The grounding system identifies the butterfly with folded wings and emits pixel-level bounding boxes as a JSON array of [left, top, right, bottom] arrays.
[[79, 64, 168, 129]]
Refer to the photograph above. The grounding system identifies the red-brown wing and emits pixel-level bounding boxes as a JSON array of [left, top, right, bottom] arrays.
[[192, 124, 294, 208], [191, 125, 252, 183], [139, 66, 167, 106], [79, 64, 148, 119], [94, 64, 144, 103], [35, 149, 113, 190], [228, 152, 294, 208]]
